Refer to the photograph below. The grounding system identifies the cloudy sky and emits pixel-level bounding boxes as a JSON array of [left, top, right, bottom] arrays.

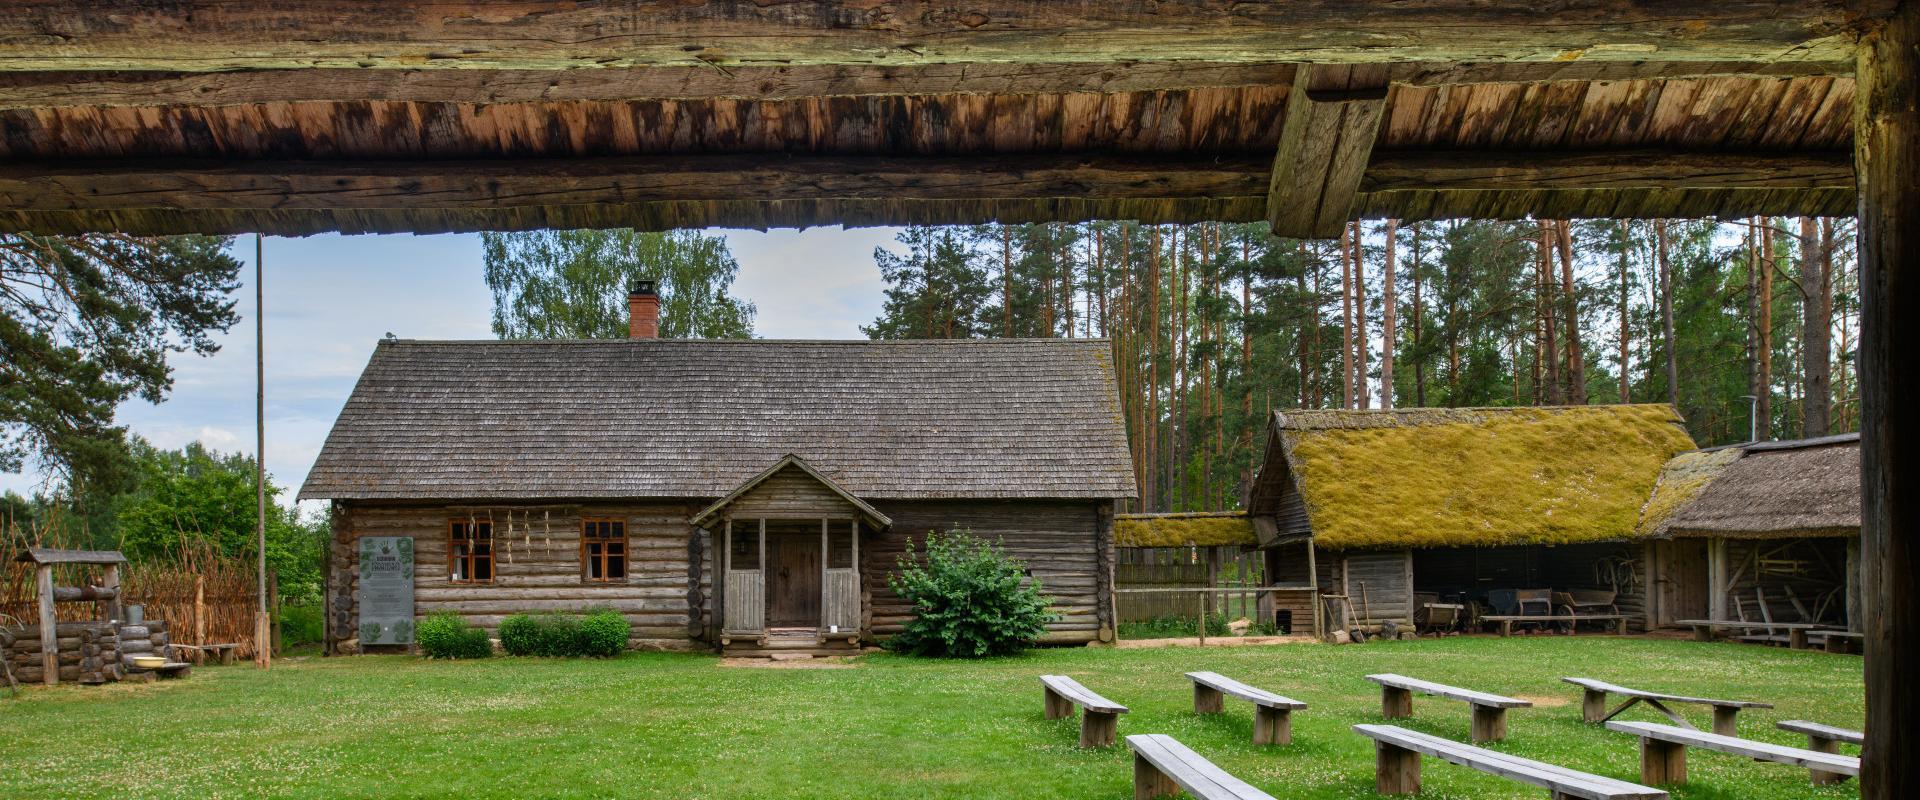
[[1, 227, 904, 509]]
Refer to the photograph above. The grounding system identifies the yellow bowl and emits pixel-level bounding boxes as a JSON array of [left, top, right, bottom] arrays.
[[132, 656, 167, 669]]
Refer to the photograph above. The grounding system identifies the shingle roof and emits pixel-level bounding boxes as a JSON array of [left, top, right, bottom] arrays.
[[298, 338, 1136, 502]]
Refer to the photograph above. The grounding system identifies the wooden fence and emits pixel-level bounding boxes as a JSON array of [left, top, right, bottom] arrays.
[[1115, 545, 1267, 623], [2, 519, 261, 659]]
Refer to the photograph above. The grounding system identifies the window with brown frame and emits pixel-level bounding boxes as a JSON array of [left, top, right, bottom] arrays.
[[582, 518, 627, 582], [449, 519, 494, 583]]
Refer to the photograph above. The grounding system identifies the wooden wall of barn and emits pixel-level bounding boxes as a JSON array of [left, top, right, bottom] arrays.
[[1341, 550, 1414, 626], [326, 501, 705, 653], [864, 500, 1114, 644]]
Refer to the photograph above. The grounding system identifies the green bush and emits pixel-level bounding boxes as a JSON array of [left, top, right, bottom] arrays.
[[885, 529, 1058, 658], [415, 613, 492, 659], [277, 604, 324, 646], [497, 611, 629, 657]]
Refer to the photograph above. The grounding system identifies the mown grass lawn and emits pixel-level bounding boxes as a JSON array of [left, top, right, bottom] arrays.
[[1, 637, 1862, 799]]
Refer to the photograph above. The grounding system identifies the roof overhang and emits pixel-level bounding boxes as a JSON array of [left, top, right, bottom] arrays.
[[689, 454, 893, 530]]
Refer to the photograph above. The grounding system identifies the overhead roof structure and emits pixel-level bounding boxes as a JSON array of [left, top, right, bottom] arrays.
[[0, 1, 1882, 237]]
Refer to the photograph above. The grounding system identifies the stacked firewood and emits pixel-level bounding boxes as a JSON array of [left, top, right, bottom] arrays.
[[0, 622, 123, 684]]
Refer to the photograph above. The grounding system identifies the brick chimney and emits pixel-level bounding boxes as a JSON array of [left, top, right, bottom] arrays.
[[628, 279, 660, 339]]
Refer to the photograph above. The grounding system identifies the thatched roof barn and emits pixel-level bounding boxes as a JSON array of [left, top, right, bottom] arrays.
[[1248, 405, 1697, 550], [1640, 434, 1861, 540], [300, 295, 1135, 656]]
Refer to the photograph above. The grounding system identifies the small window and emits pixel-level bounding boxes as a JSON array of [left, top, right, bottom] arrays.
[[827, 524, 854, 570], [582, 519, 627, 582], [450, 520, 494, 583], [729, 526, 761, 571]]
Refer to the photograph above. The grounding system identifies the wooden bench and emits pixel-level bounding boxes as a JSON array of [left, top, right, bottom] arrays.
[[1354, 724, 1668, 799], [1366, 673, 1532, 743], [1815, 630, 1863, 653], [168, 642, 241, 665], [1605, 720, 1860, 787], [1040, 674, 1128, 747], [1777, 720, 1863, 784], [1482, 614, 1630, 636], [1185, 671, 1307, 745], [1562, 677, 1771, 736], [1126, 734, 1275, 800], [1673, 620, 1834, 650]]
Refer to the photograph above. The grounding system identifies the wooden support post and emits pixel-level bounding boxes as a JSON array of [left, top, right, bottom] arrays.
[[1133, 752, 1179, 800], [1470, 705, 1508, 743], [193, 574, 207, 662], [1693, 623, 1715, 642], [1789, 628, 1809, 650], [1375, 740, 1421, 795], [1639, 738, 1688, 785], [1381, 685, 1413, 718], [1711, 706, 1741, 737], [102, 563, 122, 623], [819, 517, 829, 633], [1708, 539, 1728, 622], [35, 565, 56, 685], [1044, 686, 1072, 720], [1582, 689, 1609, 723], [1855, 9, 1918, 783], [1253, 705, 1293, 746], [1267, 64, 1388, 239], [1193, 683, 1224, 714], [1081, 710, 1120, 748], [1803, 732, 1850, 786]]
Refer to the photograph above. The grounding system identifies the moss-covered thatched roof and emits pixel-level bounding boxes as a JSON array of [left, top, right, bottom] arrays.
[[1634, 447, 1744, 537], [1648, 434, 1860, 539], [1275, 405, 1696, 550], [1114, 511, 1255, 548]]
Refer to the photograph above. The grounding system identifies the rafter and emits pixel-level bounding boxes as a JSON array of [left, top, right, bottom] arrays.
[[1267, 64, 1390, 239]]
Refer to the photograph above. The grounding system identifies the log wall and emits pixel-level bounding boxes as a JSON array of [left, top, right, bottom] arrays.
[[865, 499, 1114, 644], [327, 500, 704, 653]]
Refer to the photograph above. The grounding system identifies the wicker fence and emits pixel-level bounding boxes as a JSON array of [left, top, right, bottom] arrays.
[[2, 519, 261, 659], [1115, 545, 1267, 623]]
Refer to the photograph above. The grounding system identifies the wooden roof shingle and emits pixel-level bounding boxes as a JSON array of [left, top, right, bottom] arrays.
[[298, 338, 1136, 502]]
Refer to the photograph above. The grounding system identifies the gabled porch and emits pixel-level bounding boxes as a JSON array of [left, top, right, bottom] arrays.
[[690, 455, 891, 657]]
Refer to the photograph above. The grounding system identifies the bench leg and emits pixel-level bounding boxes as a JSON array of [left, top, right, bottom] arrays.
[[1616, 618, 1629, 635], [1499, 620, 1513, 637], [1193, 683, 1224, 714], [1375, 740, 1421, 795], [1043, 687, 1072, 720], [1381, 686, 1413, 719], [1789, 628, 1808, 650], [1133, 753, 1179, 800], [1581, 689, 1608, 723], [1710, 706, 1740, 737], [1804, 735, 1851, 785], [1824, 636, 1847, 653], [1253, 706, 1292, 746], [1639, 738, 1688, 785], [1470, 705, 1508, 743], [1080, 710, 1119, 748], [1693, 624, 1714, 642]]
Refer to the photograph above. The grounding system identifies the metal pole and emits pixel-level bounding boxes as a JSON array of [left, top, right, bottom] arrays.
[[1740, 394, 1759, 442], [255, 233, 270, 669]]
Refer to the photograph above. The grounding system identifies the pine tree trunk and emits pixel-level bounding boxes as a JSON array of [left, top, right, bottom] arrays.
[[1446, 222, 1461, 405], [1299, 241, 1315, 407], [1354, 221, 1371, 410], [1803, 217, 1833, 437], [1380, 219, 1398, 410], [1411, 223, 1426, 407], [1759, 217, 1775, 439], [1147, 226, 1162, 512], [1174, 227, 1189, 511], [1657, 220, 1679, 407], [1341, 224, 1356, 409], [1618, 221, 1633, 403], [1539, 221, 1561, 405], [1002, 225, 1014, 337], [1558, 221, 1585, 404]]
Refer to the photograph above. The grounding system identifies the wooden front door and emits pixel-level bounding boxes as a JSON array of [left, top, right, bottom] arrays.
[[1657, 539, 1710, 625], [768, 532, 822, 628]]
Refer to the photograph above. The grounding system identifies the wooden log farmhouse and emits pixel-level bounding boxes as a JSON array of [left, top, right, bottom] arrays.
[[299, 286, 1135, 657]]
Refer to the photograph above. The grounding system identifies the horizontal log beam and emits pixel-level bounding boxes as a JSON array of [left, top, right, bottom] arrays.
[[0, 150, 1854, 235], [0, 1, 1878, 72], [0, 60, 1855, 110], [1361, 150, 1856, 192]]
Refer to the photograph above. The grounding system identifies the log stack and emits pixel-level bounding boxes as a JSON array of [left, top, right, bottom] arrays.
[[116, 619, 173, 679], [0, 622, 123, 684]]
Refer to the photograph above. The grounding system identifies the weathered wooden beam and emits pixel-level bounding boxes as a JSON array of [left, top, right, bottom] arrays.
[[0, 62, 1302, 109], [0, 60, 1858, 110], [1268, 64, 1390, 239], [0, 1, 1876, 72], [0, 154, 1270, 211], [1361, 150, 1855, 192], [1855, 3, 1919, 798]]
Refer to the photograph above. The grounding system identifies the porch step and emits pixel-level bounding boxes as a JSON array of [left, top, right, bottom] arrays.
[[721, 631, 865, 659]]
